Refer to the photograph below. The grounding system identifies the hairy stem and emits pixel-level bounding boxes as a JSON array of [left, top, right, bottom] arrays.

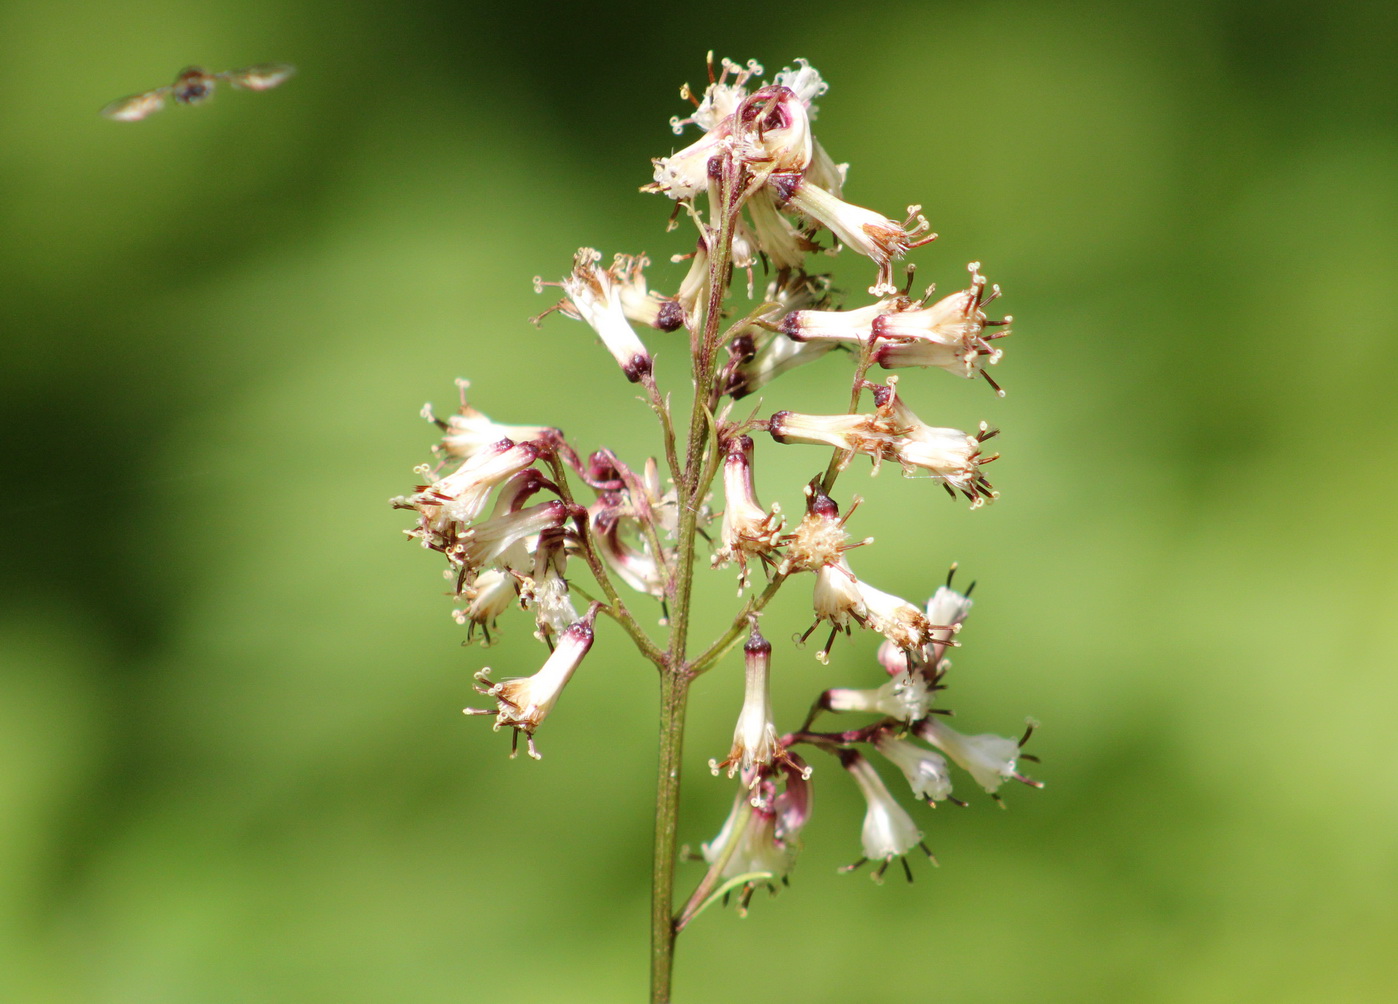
[[650, 152, 743, 1004], [649, 668, 690, 1003]]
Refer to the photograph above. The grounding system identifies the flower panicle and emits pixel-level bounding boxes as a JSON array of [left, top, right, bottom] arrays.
[[392, 55, 1036, 936]]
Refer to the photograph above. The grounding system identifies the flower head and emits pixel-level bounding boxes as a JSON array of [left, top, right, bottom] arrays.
[[872, 262, 1012, 395], [392, 439, 542, 553], [465, 604, 600, 759], [590, 491, 669, 599], [839, 750, 932, 882], [769, 175, 935, 295], [710, 435, 784, 591], [422, 379, 557, 461], [711, 624, 798, 781], [874, 732, 954, 803], [778, 479, 869, 575], [535, 248, 654, 383], [916, 717, 1041, 796], [822, 670, 935, 723], [452, 567, 517, 645]]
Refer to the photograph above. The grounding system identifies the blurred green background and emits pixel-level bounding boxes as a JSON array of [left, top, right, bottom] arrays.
[[3, 0, 1395, 1000]]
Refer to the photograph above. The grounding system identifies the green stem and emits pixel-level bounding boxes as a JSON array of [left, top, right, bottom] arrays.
[[649, 668, 690, 1003], [650, 152, 743, 1004]]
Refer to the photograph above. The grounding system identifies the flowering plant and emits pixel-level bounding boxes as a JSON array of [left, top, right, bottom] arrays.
[[392, 54, 1039, 1002]]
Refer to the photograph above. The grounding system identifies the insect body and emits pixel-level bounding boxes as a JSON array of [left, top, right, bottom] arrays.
[[101, 63, 295, 121]]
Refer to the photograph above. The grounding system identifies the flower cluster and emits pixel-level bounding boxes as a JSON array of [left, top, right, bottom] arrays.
[[393, 54, 1036, 938]]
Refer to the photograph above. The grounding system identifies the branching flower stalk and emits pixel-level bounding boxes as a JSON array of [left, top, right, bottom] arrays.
[[393, 54, 1039, 1003]]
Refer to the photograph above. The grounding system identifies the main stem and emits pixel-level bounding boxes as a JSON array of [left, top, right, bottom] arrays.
[[649, 668, 690, 1003], [649, 157, 742, 1003]]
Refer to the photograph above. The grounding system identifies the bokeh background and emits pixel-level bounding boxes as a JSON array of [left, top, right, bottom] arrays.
[[3, 0, 1395, 1000]]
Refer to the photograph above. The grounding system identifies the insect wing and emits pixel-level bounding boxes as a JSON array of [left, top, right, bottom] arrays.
[[224, 63, 296, 91], [101, 89, 168, 122]]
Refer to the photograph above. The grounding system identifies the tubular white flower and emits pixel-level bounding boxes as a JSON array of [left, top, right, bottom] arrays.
[[869, 379, 998, 505], [811, 556, 866, 631], [724, 272, 833, 398], [647, 57, 762, 200], [872, 263, 1010, 393], [874, 733, 954, 803], [728, 329, 833, 399], [701, 789, 794, 891], [824, 670, 933, 723], [925, 583, 974, 635], [393, 439, 541, 551], [452, 567, 516, 644], [423, 380, 554, 461], [770, 175, 934, 294], [923, 582, 973, 669], [768, 409, 887, 458], [550, 248, 654, 383], [711, 435, 783, 590], [740, 84, 813, 175], [518, 526, 579, 646], [844, 753, 924, 866], [712, 626, 783, 780], [780, 297, 909, 344], [893, 426, 994, 501], [917, 718, 1021, 794], [804, 137, 847, 198], [590, 497, 668, 598], [465, 607, 598, 759], [453, 499, 574, 576], [672, 237, 709, 319], [744, 189, 810, 272], [856, 580, 932, 654]]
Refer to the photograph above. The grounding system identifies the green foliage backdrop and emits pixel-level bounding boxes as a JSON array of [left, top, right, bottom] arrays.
[[2, 1, 1395, 1000]]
